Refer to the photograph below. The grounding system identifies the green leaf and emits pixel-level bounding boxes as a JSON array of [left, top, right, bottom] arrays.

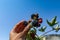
[[54, 25, 60, 32], [51, 16, 58, 26], [42, 26, 47, 30], [34, 37, 40, 40], [51, 16, 57, 24], [33, 27, 36, 33], [39, 26, 47, 32], [47, 16, 58, 26], [47, 19, 52, 26], [29, 30, 36, 34], [26, 33, 32, 40]]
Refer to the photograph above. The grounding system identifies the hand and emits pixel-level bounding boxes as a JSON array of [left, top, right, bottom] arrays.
[[10, 20, 32, 40]]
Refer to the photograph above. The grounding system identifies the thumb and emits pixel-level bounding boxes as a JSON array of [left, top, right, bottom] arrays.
[[17, 22, 32, 37], [22, 19, 33, 34], [23, 23, 32, 34]]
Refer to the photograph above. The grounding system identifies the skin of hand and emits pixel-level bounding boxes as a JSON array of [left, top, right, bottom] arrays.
[[10, 20, 32, 40]]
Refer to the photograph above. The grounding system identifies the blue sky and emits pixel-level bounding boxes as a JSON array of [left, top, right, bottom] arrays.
[[0, 0, 60, 40]]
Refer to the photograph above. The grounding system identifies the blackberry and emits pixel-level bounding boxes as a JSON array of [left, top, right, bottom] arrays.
[[23, 21, 28, 26], [31, 14, 39, 20], [38, 18, 43, 23], [31, 14, 35, 19], [35, 13, 39, 18], [37, 24, 41, 27], [32, 20, 39, 27]]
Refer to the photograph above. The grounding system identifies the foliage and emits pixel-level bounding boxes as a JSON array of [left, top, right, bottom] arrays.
[[25, 14, 60, 40]]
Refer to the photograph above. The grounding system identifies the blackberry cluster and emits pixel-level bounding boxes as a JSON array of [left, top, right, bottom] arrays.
[[31, 14, 43, 27], [23, 13, 43, 27]]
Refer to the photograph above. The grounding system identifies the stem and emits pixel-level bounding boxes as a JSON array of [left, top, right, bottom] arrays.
[[40, 29, 54, 37]]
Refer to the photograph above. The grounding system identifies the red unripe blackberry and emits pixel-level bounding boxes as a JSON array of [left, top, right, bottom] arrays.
[[38, 18, 43, 23]]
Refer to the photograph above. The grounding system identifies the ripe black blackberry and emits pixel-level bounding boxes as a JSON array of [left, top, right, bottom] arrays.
[[23, 21, 28, 26], [31, 14, 39, 20], [32, 20, 40, 27]]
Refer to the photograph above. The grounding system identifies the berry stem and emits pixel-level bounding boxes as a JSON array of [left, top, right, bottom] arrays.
[[40, 29, 54, 36]]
